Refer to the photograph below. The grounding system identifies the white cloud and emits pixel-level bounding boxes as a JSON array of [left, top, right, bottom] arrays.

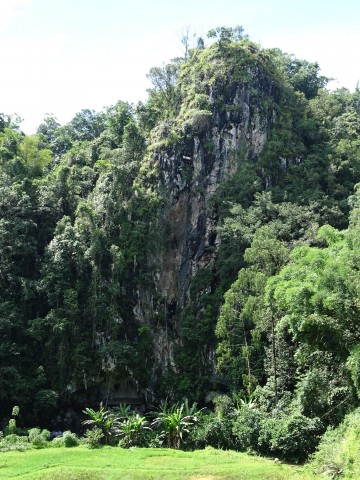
[[2, 3, 359, 134], [0, 23, 178, 133], [262, 27, 360, 91], [0, 0, 31, 32]]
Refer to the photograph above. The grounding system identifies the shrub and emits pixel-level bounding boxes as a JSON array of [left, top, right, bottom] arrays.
[[62, 430, 79, 447], [0, 434, 31, 452], [5, 406, 21, 436], [232, 407, 264, 451], [258, 412, 323, 462], [51, 436, 65, 448], [28, 428, 42, 441], [212, 394, 234, 416], [7, 419, 17, 434], [31, 435, 47, 448], [310, 408, 360, 479], [190, 412, 238, 450], [28, 428, 50, 448], [84, 427, 104, 449], [188, 394, 239, 450], [146, 431, 163, 448]]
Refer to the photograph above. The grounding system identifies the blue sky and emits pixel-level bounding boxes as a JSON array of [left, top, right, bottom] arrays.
[[1, 0, 359, 133]]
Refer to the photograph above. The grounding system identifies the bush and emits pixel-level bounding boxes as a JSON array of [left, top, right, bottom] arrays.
[[51, 436, 65, 448], [232, 407, 264, 451], [189, 412, 238, 450], [188, 395, 239, 450], [84, 427, 104, 449], [0, 434, 31, 452], [258, 412, 323, 462], [146, 431, 163, 448], [310, 408, 360, 479], [28, 428, 50, 448], [62, 430, 79, 447]]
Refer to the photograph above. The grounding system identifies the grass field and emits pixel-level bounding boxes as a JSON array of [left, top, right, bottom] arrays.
[[0, 446, 318, 479]]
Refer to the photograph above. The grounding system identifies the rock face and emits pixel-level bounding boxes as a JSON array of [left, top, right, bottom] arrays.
[[134, 71, 279, 395]]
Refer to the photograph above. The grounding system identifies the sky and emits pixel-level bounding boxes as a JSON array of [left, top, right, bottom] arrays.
[[1, 0, 359, 134]]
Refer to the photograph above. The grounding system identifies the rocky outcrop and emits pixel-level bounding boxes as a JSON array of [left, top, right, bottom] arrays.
[[134, 72, 279, 391]]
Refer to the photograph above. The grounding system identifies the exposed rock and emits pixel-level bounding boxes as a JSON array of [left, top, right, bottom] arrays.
[[133, 68, 279, 394]]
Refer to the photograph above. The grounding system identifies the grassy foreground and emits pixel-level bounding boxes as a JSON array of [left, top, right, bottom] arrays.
[[0, 446, 318, 480]]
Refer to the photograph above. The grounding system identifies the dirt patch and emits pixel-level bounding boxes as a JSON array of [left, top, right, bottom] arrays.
[[189, 476, 219, 480]]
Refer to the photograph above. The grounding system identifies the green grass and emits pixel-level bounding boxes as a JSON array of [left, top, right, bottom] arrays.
[[0, 446, 318, 479]]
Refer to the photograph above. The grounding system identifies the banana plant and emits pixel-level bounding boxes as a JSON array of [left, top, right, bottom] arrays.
[[111, 402, 133, 420], [152, 400, 202, 449], [116, 414, 151, 448], [82, 403, 116, 444]]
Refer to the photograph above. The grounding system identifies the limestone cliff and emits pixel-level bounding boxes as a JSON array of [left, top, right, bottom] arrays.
[[133, 44, 281, 397]]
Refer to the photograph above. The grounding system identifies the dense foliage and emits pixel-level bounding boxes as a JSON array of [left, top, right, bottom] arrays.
[[1, 28, 360, 465], [311, 407, 360, 478]]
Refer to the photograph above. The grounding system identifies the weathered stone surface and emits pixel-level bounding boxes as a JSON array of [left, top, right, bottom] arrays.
[[133, 72, 278, 393]]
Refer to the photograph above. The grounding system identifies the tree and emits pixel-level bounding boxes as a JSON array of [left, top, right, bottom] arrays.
[[265, 224, 360, 420], [36, 115, 61, 143], [146, 62, 180, 118], [68, 109, 107, 142], [104, 101, 133, 146], [207, 26, 246, 47], [178, 25, 192, 59], [18, 135, 53, 176], [0, 127, 22, 162], [216, 267, 266, 394]]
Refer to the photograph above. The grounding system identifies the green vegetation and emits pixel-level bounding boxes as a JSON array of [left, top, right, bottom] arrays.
[[1, 26, 360, 474], [311, 408, 360, 479], [0, 446, 315, 479]]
